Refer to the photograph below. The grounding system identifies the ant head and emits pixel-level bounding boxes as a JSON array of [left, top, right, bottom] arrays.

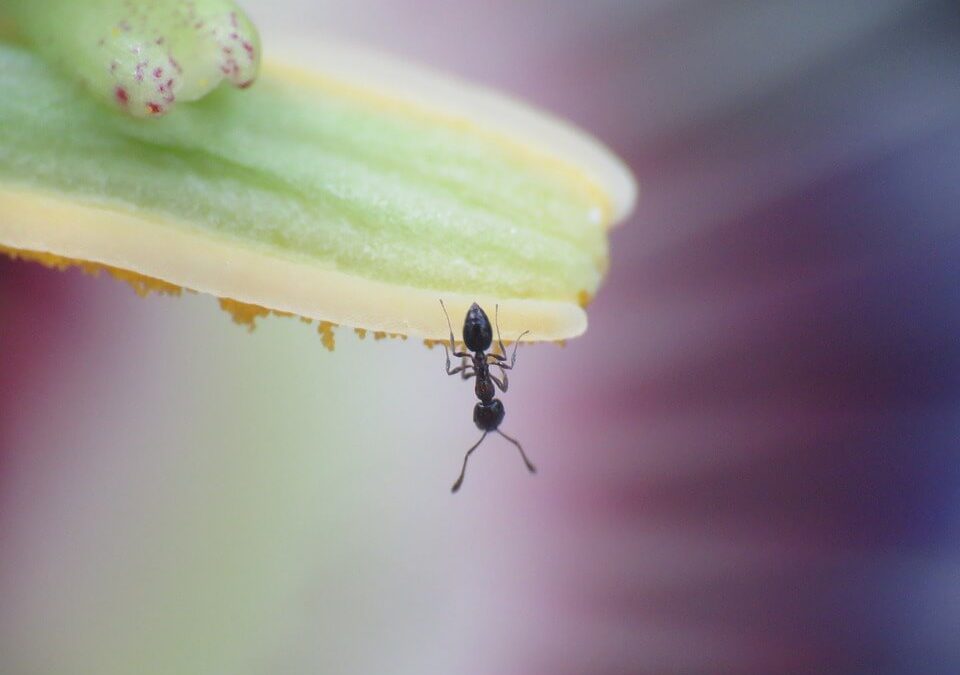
[[463, 302, 493, 352]]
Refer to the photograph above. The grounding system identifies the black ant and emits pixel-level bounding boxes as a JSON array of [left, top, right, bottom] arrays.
[[440, 299, 535, 492]]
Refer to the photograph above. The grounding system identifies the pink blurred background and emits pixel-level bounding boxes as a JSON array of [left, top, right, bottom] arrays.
[[3, 1, 960, 673]]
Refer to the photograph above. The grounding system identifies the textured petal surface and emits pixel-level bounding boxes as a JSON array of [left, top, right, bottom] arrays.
[[0, 36, 633, 341]]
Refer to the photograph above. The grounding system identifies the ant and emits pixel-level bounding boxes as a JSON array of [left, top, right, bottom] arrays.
[[440, 299, 536, 493]]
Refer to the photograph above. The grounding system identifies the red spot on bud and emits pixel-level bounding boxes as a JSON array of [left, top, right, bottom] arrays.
[[153, 67, 163, 78], [237, 79, 254, 89], [146, 102, 164, 115], [115, 86, 129, 106]]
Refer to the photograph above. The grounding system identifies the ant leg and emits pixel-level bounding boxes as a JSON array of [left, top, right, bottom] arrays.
[[446, 363, 475, 377], [460, 355, 475, 380], [488, 331, 532, 379], [487, 353, 511, 371], [440, 299, 470, 375], [444, 344, 475, 376], [494, 304, 507, 359], [506, 330, 530, 369], [451, 432, 488, 493], [440, 298, 467, 353], [440, 298, 476, 380], [492, 305, 530, 368], [446, 353, 475, 379], [440, 299, 456, 343], [497, 429, 536, 474], [487, 329, 529, 391]]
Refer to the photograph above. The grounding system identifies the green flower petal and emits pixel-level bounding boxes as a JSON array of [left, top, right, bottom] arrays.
[[0, 24, 635, 343]]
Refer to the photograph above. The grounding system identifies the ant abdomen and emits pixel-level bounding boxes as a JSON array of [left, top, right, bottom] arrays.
[[473, 399, 505, 431]]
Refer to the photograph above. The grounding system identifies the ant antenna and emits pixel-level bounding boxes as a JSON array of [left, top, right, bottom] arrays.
[[451, 432, 488, 493], [498, 429, 537, 474]]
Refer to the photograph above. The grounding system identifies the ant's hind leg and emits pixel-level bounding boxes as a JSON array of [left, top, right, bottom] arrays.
[[451, 432, 488, 493], [497, 429, 536, 474]]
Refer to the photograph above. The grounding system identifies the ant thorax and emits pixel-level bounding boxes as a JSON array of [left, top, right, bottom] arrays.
[[473, 357, 495, 402]]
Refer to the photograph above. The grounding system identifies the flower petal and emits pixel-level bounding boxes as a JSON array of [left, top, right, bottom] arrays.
[[0, 36, 634, 341]]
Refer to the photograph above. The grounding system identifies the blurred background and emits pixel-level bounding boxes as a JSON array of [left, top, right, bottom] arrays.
[[3, 1, 960, 673]]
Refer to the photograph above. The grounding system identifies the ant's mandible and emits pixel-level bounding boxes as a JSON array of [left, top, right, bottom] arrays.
[[440, 299, 536, 493]]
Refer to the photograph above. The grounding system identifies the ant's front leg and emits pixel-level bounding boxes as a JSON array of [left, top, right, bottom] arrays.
[[486, 329, 530, 375], [447, 354, 475, 379], [505, 330, 531, 368], [460, 355, 475, 380], [440, 299, 471, 362], [487, 352, 510, 368], [446, 354, 475, 378], [490, 326, 530, 388], [492, 305, 529, 370], [493, 304, 508, 361]]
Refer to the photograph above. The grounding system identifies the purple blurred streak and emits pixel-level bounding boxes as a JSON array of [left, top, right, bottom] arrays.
[[490, 1, 960, 673], [0, 262, 77, 489], [261, 0, 960, 664]]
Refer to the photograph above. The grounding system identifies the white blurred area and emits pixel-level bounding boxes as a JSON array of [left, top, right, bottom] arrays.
[[0, 275, 544, 675]]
